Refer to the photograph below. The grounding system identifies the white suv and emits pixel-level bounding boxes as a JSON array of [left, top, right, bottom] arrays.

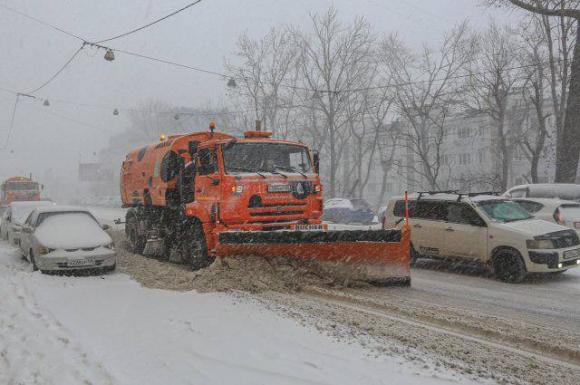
[[383, 192, 580, 282]]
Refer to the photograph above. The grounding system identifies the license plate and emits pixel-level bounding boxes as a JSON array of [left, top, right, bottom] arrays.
[[67, 258, 93, 267], [564, 248, 580, 260], [291, 224, 327, 231], [268, 184, 291, 193]]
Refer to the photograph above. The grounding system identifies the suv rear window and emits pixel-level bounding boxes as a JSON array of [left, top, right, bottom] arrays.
[[393, 200, 446, 221]]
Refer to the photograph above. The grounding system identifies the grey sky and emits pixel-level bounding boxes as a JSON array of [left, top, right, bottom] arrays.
[[0, 0, 520, 182]]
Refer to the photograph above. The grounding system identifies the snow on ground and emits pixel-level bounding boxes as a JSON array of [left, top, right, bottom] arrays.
[[0, 241, 479, 385]]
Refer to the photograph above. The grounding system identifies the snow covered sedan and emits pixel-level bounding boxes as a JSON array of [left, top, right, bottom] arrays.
[[0, 200, 55, 245], [514, 198, 580, 233], [322, 198, 376, 224], [18, 206, 116, 273]]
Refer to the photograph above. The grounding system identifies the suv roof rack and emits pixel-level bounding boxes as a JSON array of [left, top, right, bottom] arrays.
[[416, 191, 502, 202]]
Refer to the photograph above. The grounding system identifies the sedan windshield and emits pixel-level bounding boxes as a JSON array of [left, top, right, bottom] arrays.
[[223, 143, 312, 174], [477, 200, 533, 222]]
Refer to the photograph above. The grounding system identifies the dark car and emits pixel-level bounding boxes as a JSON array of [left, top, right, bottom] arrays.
[[322, 198, 375, 224]]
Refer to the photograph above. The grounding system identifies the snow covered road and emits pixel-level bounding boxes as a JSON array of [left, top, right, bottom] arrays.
[[0, 241, 476, 385]]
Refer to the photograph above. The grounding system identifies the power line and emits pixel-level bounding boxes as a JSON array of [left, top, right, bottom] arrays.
[[26, 45, 85, 94], [112, 47, 227, 77], [2, 95, 20, 150], [0, 3, 86, 41], [95, 0, 204, 44]]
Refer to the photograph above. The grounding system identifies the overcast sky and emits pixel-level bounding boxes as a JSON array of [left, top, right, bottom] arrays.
[[0, 0, 521, 184]]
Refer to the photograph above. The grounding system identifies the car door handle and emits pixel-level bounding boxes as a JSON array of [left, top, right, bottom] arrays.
[[413, 224, 422, 229], [445, 227, 455, 232]]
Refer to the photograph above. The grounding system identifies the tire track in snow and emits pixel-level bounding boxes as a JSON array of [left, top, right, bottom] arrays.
[[0, 248, 116, 385]]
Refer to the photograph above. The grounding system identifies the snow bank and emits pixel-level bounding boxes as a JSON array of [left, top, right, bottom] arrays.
[[0, 243, 475, 385]]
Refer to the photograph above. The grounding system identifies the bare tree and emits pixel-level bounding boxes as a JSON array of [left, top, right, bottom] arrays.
[[515, 20, 553, 183], [128, 100, 176, 141], [294, 7, 375, 197], [226, 27, 299, 136], [382, 22, 474, 190], [490, 0, 580, 182], [464, 23, 521, 191]]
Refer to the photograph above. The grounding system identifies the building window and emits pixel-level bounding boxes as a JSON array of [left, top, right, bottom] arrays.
[[459, 153, 472, 165], [478, 150, 486, 163], [458, 127, 471, 138]]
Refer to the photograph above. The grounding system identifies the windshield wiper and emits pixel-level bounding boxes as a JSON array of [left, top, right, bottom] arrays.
[[263, 168, 288, 179], [276, 166, 307, 178], [228, 166, 266, 178], [504, 217, 532, 223]]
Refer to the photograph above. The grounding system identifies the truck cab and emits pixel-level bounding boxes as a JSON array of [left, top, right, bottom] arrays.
[[120, 129, 324, 259]]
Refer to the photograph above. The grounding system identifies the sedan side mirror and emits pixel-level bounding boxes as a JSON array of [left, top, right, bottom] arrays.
[[101, 224, 110, 231]]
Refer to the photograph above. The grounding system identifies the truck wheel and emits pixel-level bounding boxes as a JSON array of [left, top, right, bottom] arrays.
[[126, 214, 146, 254], [183, 223, 215, 271], [492, 249, 526, 283]]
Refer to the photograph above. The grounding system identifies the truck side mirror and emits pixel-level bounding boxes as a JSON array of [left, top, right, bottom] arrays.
[[313, 151, 320, 174]]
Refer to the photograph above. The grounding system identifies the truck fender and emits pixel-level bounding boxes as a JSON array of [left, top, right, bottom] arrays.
[[184, 202, 212, 223]]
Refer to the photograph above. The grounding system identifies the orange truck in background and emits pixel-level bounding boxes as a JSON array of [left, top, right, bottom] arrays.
[[1, 176, 41, 208], [120, 125, 411, 284]]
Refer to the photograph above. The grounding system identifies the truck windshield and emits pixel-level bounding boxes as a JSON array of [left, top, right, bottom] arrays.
[[223, 142, 312, 174], [476, 200, 533, 223], [6, 182, 38, 191]]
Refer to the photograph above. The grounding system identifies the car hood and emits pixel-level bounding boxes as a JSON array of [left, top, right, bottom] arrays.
[[500, 219, 569, 237], [34, 215, 111, 249]]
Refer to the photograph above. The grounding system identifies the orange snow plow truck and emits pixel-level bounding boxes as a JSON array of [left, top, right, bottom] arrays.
[[120, 125, 411, 284]]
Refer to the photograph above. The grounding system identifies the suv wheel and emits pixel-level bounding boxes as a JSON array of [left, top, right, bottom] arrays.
[[492, 249, 526, 283]]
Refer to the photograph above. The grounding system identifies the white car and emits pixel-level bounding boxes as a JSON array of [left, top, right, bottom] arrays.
[[383, 192, 580, 282], [19, 206, 116, 273], [0, 200, 55, 245], [504, 183, 580, 201], [513, 198, 580, 232]]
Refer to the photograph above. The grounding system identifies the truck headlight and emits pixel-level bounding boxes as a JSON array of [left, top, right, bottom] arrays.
[[526, 239, 555, 250]]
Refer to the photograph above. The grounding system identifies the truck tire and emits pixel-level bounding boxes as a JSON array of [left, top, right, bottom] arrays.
[[492, 249, 526, 283], [126, 212, 146, 254], [183, 223, 215, 271]]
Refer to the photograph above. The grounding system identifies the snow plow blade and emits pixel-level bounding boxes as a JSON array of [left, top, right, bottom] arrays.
[[215, 226, 411, 283]]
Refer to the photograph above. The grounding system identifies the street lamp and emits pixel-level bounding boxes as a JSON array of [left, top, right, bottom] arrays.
[[104, 49, 115, 62]]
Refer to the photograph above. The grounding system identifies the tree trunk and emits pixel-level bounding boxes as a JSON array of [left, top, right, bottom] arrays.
[[555, 22, 580, 183], [530, 154, 539, 183]]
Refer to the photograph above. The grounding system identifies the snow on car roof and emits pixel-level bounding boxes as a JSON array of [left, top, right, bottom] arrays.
[[324, 198, 354, 209], [508, 183, 580, 199], [512, 197, 580, 206], [33, 205, 91, 214], [10, 200, 54, 208]]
